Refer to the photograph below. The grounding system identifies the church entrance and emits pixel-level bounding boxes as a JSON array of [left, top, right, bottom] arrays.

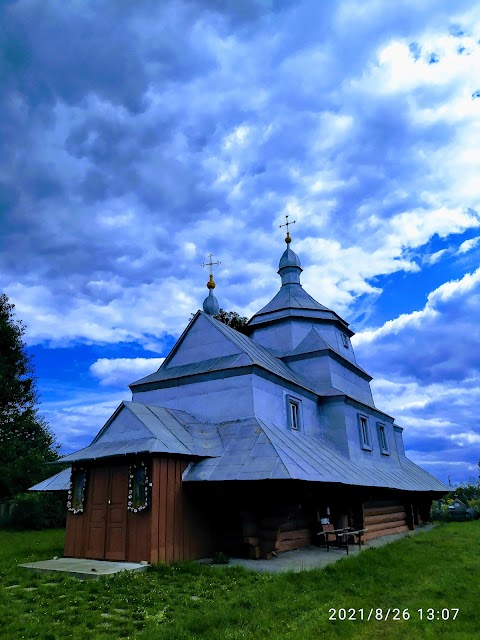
[[84, 465, 128, 560]]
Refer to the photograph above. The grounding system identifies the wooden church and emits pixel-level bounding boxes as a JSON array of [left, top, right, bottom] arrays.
[[33, 228, 448, 563]]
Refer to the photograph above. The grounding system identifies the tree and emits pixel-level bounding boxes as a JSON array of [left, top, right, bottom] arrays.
[[214, 308, 249, 335], [0, 293, 59, 499]]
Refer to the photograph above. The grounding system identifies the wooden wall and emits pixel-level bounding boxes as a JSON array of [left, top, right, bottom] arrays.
[[148, 457, 213, 563], [64, 456, 214, 564]]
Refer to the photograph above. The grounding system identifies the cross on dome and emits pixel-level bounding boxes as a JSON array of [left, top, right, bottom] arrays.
[[201, 253, 221, 315], [202, 253, 221, 289], [279, 214, 296, 243]]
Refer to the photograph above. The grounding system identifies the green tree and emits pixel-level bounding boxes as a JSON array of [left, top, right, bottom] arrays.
[[0, 293, 59, 499], [214, 308, 249, 335]]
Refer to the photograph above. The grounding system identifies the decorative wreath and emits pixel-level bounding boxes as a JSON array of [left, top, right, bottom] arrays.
[[67, 466, 87, 514], [127, 461, 150, 512]]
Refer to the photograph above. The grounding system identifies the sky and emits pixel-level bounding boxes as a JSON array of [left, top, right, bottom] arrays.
[[2, 0, 480, 488]]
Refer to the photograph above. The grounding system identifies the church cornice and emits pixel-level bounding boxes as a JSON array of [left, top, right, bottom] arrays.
[[281, 347, 373, 381], [319, 393, 395, 422]]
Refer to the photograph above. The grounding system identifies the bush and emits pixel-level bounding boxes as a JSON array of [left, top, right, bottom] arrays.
[[9, 492, 66, 530]]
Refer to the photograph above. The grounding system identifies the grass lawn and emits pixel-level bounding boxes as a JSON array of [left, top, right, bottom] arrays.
[[0, 522, 478, 639]]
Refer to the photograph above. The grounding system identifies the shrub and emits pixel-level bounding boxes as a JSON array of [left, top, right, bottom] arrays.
[[9, 492, 66, 530]]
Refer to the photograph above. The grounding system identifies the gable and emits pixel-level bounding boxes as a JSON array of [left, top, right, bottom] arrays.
[[93, 403, 151, 444], [165, 313, 242, 368]]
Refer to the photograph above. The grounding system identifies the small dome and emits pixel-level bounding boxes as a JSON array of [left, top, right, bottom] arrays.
[[203, 289, 219, 315], [279, 246, 302, 270]]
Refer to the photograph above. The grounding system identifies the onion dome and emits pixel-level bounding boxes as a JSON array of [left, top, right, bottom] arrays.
[[203, 277, 219, 315], [278, 232, 303, 286], [202, 255, 221, 315]]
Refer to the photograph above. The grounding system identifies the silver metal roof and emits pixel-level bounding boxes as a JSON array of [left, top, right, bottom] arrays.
[[283, 327, 371, 379], [34, 408, 447, 493], [131, 312, 318, 396], [56, 402, 223, 463], [247, 283, 351, 330], [183, 416, 449, 492], [29, 468, 71, 491]]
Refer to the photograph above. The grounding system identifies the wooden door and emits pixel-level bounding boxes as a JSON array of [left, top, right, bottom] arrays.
[[105, 465, 128, 560], [85, 465, 127, 560], [85, 467, 109, 558]]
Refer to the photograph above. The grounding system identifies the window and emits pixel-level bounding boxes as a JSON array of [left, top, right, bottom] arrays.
[[341, 333, 349, 349], [286, 395, 302, 431], [67, 467, 87, 514], [290, 400, 300, 431], [377, 423, 389, 455], [358, 414, 372, 451], [128, 462, 150, 512]]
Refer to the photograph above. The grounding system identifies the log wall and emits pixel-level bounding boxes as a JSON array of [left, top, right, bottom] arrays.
[[363, 502, 410, 541]]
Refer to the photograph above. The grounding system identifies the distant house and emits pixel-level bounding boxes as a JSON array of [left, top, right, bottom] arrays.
[[32, 234, 448, 562]]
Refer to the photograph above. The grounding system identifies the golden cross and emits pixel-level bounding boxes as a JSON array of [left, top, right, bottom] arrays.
[[279, 214, 296, 242], [201, 253, 221, 276], [279, 214, 296, 235]]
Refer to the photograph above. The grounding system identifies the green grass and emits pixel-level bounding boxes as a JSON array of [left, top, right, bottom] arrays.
[[0, 523, 478, 639]]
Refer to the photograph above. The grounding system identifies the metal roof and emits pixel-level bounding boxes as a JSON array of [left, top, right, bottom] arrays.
[[29, 468, 71, 491], [183, 416, 449, 492], [33, 410, 447, 493], [247, 283, 349, 328], [56, 402, 223, 463], [131, 312, 318, 396], [283, 327, 372, 379]]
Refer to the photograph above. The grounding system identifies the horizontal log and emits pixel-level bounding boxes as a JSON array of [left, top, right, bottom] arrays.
[[276, 538, 311, 553], [365, 519, 407, 533], [364, 511, 407, 525], [363, 505, 405, 517], [365, 525, 409, 541], [364, 501, 403, 509], [278, 528, 312, 543]]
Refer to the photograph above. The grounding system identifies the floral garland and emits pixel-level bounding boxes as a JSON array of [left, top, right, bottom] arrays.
[[128, 461, 150, 512], [67, 466, 87, 514]]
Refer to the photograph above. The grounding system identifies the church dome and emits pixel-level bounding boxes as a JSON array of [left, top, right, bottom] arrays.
[[203, 288, 219, 315], [279, 245, 302, 270]]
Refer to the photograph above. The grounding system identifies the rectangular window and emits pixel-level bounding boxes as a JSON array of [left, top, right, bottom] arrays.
[[341, 333, 349, 348], [358, 414, 372, 451], [290, 401, 299, 431], [286, 395, 302, 431], [377, 423, 389, 454]]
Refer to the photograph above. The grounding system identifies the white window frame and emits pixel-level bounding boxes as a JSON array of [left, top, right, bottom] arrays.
[[357, 414, 372, 451], [286, 395, 303, 432], [377, 422, 390, 455]]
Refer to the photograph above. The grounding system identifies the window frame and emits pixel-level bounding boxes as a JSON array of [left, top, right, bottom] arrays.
[[128, 461, 150, 513], [67, 466, 87, 514], [377, 422, 390, 455], [286, 395, 303, 432], [341, 333, 349, 349], [357, 414, 372, 451]]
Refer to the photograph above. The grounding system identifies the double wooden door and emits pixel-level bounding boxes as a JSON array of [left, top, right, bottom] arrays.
[[85, 465, 128, 560]]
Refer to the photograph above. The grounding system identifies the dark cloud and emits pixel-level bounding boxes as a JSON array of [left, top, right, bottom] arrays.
[[1, 1, 480, 484]]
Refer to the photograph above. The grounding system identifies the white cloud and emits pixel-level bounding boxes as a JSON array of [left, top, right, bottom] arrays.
[[90, 357, 165, 387], [355, 266, 480, 345], [458, 236, 480, 254], [41, 391, 127, 453]]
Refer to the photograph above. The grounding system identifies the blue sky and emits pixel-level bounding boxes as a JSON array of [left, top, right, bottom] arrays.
[[2, 0, 480, 487]]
